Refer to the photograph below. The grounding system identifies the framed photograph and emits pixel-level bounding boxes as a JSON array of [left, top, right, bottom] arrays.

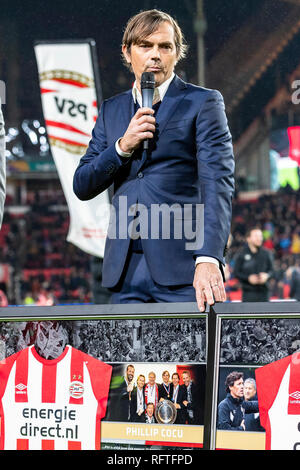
[[205, 301, 300, 451], [0, 303, 206, 451]]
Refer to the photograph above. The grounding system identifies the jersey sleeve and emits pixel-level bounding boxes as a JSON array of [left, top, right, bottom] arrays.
[[0, 351, 21, 399], [85, 354, 112, 419], [0, 351, 22, 450], [255, 355, 291, 429]]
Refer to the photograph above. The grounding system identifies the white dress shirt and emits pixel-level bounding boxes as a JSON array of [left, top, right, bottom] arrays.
[[115, 72, 175, 158]]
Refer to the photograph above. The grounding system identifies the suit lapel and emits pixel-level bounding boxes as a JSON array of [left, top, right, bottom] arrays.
[[155, 74, 188, 134], [119, 89, 135, 134], [137, 75, 188, 170], [120, 75, 187, 134]]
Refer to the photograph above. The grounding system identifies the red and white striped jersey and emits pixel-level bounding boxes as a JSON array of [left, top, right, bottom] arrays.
[[0, 345, 112, 450], [256, 353, 300, 450]]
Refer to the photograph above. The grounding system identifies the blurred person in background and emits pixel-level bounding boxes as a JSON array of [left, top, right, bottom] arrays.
[[0, 98, 7, 306], [286, 265, 300, 301], [0, 98, 6, 228], [0, 288, 8, 307], [233, 228, 274, 302]]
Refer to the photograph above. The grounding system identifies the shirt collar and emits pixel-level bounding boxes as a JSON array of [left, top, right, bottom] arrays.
[[132, 72, 175, 107]]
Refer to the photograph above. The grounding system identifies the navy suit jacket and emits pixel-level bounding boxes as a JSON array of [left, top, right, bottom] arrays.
[[73, 75, 235, 288]]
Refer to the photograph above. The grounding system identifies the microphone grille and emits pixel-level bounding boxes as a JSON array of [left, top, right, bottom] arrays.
[[141, 72, 155, 89]]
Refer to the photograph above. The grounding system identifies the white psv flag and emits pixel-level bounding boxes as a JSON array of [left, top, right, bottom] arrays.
[[34, 40, 110, 258]]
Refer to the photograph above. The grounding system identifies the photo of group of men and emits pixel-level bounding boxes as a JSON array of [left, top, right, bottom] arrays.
[[106, 363, 205, 426]]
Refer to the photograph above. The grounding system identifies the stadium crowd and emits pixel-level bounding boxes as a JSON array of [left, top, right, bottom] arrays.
[[220, 317, 300, 365], [0, 316, 206, 364], [226, 185, 300, 302], [73, 318, 206, 363], [0, 190, 92, 305]]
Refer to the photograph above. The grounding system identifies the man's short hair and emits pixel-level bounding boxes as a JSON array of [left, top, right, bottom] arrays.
[[225, 371, 243, 393], [122, 9, 187, 68]]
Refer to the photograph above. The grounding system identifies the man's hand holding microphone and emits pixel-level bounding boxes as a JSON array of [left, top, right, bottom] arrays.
[[119, 72, 156, 153]]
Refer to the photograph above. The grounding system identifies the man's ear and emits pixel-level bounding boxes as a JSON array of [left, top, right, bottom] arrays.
[[122, 44, 131, 65]]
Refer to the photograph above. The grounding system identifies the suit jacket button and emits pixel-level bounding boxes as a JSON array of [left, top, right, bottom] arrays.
[[137, 172, 144, 178]]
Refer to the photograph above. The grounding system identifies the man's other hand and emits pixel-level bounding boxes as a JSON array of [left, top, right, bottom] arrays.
[[193, 262, 226, 312]]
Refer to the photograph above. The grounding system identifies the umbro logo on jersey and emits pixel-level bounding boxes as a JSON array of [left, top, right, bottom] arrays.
[[289, 391, 300, 400], [15, 383, 27, 394]]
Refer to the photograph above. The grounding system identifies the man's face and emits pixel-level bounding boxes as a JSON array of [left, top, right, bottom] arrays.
[[182, 373, 190, 386], [172, 374, 179, 386], [137, 376, 145, 389], [148, 373, 156, 385], [162, 372, 170, 384], [244, 382, 256, 400], [247, 229, 263, 248], [127, 366, 135, 382], [147, 404, 154, 416], [230, 378, 244, 399], [122, 21, 178, 89]]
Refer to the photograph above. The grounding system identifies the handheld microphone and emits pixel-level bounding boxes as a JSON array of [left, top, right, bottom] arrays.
[[141, 72, 155, 150]]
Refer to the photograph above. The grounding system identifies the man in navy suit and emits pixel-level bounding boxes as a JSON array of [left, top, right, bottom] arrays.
[[170, 372, 187, 424], [73, 9, 235, 311]]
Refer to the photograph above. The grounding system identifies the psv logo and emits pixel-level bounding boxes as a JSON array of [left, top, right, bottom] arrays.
[[69, 381, 84, 399]]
